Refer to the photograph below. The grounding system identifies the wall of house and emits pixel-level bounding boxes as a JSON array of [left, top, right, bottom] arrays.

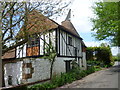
[[16, 29, 83, 59], [4, 56, 81, 87], [16, 30, 56, 58], [82, 52, 87, 70], [57, 29, 82, 57], [10, 28, 86, 87], [16, 44, 26, 58], [4, 61, 23, 86]]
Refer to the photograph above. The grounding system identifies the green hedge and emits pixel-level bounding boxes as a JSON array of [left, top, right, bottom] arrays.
[[86, 47, 114, 66], [113, 56, 120, 61]]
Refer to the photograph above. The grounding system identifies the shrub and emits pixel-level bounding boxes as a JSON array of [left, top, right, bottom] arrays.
[[112, 56, 120, 61], [29, 82, 57, 90], [86, 47, 114, 66], [86, 66, 95, 74], [79, 70, 87, 77], [94, 66, 102, 71], [28, 65, 102, 89], [51, 72, 76, 87]]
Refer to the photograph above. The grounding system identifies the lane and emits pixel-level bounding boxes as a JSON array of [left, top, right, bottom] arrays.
[[59, 62, 120, 88]]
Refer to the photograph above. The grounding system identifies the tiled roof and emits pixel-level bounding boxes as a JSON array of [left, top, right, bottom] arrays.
[[18, 10, 81, 39], [17, 10, 58, 37], [3, 10, 83, 59], [61, 20, 81, 38], [2, 49, 15, 59]]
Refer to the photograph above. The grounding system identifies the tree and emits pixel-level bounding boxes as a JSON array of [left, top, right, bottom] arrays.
[[0, 2, 3, 87], [1, 1, 72, 55], [0, 1, 72, 87], [91, 2, 120, 46], [43, 36, 57, 79], [100, 43, 109, 47]]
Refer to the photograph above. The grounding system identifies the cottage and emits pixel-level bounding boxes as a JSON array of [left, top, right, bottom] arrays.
[[2, 9, 87, 86]]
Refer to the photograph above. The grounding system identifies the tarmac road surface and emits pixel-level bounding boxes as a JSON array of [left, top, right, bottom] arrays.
[[58, 61, 120, 88]]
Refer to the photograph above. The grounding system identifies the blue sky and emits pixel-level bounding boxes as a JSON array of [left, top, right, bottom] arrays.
[[54, 0, 118, 56]]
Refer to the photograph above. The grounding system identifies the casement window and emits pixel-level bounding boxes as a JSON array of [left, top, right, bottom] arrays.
[[27, 37, 39, 47], [27, 37, 40, 56], [68, 36, 72, 45]]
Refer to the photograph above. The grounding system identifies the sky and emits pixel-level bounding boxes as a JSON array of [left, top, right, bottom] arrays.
[[54, 0, 118, 56]]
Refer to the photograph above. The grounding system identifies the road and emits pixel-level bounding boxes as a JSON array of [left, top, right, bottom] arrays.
[[58, 61, 120, 88]]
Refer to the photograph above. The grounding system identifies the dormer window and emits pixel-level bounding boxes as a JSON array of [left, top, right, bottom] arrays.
[[68, 36, 72, 45]]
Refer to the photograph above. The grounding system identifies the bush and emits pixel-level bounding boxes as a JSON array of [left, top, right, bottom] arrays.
[[29, 82, 57, 90], [86, 47, 114, 66], [28, 66, 102, 89], [51, 72, 76, 87], [87, 60, 105, 68], [94, 66, 102, 71], [86, 66, 95, 74], [112, 56, 120, 61]]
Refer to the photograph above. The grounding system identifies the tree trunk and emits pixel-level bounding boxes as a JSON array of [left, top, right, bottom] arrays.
[[0, 5, 3, 87], [0, 47, 2, 87], [50, 59, 54, 79], [2, 63, 5, 87]]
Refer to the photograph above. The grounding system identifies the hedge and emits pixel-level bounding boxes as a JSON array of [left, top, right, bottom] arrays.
[[86, 46, 114, 66]]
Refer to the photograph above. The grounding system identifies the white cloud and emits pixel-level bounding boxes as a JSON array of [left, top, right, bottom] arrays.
[[70, 0, 95, 33], [72, 19, 93, 33], [84, 41, 102, 47]]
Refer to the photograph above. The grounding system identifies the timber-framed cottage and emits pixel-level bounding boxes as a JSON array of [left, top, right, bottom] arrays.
[[2, 9, 87, 86]]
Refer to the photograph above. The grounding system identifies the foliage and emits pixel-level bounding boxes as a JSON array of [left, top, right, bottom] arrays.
[[86, 47, 94, 60], [86, 66, 95, 74], [87, 60, 104, 67], [28, 65, 102, 89], [86, 46, 114, 66], [71, 60, 79, 70], [51, 73, 76, 87], [93, 66, 102, 71], [0, 1, 72, 55], [41, 36, 57, 79], [29, 82, 57, 90], [117, 53, 120, 61], [91, 2, 120, 46], [112, 56, 120, 61]]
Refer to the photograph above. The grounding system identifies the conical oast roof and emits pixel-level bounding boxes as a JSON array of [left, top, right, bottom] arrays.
[[61, 9, 81, 38], [61, 20, 80, 38]]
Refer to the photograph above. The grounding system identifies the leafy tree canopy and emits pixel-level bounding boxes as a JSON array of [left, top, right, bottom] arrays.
[[91, 2, 120, 46]]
